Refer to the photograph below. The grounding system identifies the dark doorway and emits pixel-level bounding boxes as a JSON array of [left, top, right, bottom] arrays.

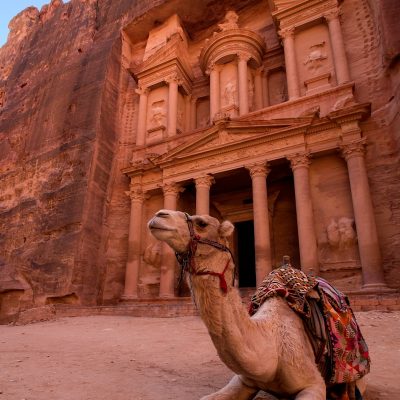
[[235, 220, 256, 287]]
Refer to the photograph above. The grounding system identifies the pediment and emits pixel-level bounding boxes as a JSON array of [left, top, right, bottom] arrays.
[[152, 119, 307, 165], [272, 0, 306, 12], [133, 34, 193, 81]]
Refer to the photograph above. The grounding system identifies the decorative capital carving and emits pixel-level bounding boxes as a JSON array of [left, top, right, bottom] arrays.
[[287, 152, 312, 170], [324, 8, 341, 22], [162, 182, 185, 197], [237, 52, 251, 62], [165, 75, 183, 86], [278, 27, 295, 40], [126, 184, 145, 203], [194, 174, 215, 188], [135, 86, 149, 96], [340, 139, 367, 161], [246, 162, 270, 178], [206, 62, 221, 75]]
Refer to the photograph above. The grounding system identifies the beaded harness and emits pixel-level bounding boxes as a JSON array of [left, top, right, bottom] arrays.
[[175, 213, 234, 293]]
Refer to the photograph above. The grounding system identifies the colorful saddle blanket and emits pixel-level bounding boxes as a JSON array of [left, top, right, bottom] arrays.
[[249, 266, 371, 386]]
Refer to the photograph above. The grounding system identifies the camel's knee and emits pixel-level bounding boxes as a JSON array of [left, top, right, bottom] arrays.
[[200, 374, 258, 400], [294, 384, 326, 400]]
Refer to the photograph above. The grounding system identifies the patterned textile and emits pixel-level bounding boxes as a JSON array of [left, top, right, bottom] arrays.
[[248, 266, 370, 386], [249, 266, 317, 317], [317, 278, 370, 384]]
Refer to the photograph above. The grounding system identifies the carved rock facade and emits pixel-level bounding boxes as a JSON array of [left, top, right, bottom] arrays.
[[0, 0, 399, 320]]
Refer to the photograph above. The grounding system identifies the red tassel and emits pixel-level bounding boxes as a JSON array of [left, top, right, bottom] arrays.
[[219, 275, 228, 293]]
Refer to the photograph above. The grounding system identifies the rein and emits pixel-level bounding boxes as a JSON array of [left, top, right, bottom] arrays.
[[175, 213, 234, 294]]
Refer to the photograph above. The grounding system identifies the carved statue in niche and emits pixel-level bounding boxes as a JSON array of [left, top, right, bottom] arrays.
[[138, 241, 162, 297], [199, 115, 210, 128], [223, 81, 237, 106], [319, 217, 358, 268], [303, 42, 328, 74], [149, 101, 166, 129], [177, 108, 184, 132], [248, 76, 254, 111], [217, 10, 239, 32]]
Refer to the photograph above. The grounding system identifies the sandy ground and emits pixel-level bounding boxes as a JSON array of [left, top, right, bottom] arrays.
[[0, 311, 399, 400]]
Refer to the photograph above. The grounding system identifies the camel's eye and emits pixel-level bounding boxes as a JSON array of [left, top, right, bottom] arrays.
[[196, 219, 208, 228]]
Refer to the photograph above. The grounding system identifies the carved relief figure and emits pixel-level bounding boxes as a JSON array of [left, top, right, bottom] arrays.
[[149, 101, 166, 129], [248, 76, 254, 111], [223, 81, 237, 106], [303, 42, 328, 74], [217, 10, 239, 32], [320, 217, 358, 266]]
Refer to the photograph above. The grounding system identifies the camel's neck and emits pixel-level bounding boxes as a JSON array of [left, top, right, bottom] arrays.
[[190, 252, 266, 372]]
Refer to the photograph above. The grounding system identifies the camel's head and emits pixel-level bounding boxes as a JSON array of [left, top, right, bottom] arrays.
[[148, 210, 234, 255]]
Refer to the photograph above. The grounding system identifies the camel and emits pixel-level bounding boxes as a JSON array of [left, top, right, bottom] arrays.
[[148, 210, 354, 400]]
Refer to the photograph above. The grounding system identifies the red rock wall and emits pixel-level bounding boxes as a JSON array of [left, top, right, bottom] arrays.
[[0, 0, 399, 320]]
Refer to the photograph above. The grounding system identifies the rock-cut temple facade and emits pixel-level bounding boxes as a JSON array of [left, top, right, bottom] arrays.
[[0, 0, 399, 321]]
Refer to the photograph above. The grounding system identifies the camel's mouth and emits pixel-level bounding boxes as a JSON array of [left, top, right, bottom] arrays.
[[148, 218, 174, 232]]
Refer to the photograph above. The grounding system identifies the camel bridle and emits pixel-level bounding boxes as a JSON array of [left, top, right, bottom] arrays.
[[175, 213, 234, 294]]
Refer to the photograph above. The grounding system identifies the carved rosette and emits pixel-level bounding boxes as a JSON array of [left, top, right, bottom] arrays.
[[246, 162, 270, 179], [162, 182, 185, 198], [194, 175, 215, 189], [340, 139, 367, 162], [287, 153, 312, 171]]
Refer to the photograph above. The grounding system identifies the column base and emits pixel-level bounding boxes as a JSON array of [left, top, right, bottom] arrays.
[[120, 294, 138, 301], [159, 293, 176, 299], [360, 283, 397, 294]]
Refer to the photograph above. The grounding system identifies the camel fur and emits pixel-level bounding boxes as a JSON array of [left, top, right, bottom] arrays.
[[148, 210, 327, 400]]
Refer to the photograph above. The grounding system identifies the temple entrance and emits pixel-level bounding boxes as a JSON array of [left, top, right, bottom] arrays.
[[235, 220, 256, 288]]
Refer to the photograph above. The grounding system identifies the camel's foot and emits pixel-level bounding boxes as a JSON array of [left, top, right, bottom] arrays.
[[200, 375, 258, 400]]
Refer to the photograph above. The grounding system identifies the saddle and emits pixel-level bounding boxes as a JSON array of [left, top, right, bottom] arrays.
[[249, 264, 370, 400]]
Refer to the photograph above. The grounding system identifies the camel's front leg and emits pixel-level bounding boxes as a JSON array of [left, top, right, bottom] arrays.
[[294, 383, 326, 400], [201, 374, 258, 400]]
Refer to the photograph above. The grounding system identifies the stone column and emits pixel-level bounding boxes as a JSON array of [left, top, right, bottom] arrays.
[[246, 163, 272, 286], [190, 96, 197, 130], [340, 140, 386, 289], [325, 9, 350, 84], [159, 182, 184, 298], [195, 175, 215, 215], [262, 70, 270, 108], [167, 76, 179, 137], [288, 153, 319, 274], [135, 86, 149, 146], [208, 63, 221, 123], [237, 53, 250, 115], [254, 67, 264, 110], [279, 28, 300, 100], [122, 184, 145, 299]]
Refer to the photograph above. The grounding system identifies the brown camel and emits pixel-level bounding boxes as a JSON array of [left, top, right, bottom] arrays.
[[148, 209, 330, 399]]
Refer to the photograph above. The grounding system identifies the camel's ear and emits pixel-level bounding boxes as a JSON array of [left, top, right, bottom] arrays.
[[219, 221, 234, 238]]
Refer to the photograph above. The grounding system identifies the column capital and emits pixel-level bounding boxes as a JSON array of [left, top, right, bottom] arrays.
[[340, 139, 367, 161], [162, 181, 185, 196], [125, 184, 145, 203], [206, 62, 222, 75], [246, 162, 271, 178], [278, 27, 295, 40], [194, 174, 215, 188], [165, 74, 183, 86], [324, 8, 341, 22], [287, 152, 312, 171], [237, 52, 251, 62], [135, 86, 150, 96]]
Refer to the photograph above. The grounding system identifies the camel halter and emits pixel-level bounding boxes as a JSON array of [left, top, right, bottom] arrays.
[[175, 213, 234, 294]]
